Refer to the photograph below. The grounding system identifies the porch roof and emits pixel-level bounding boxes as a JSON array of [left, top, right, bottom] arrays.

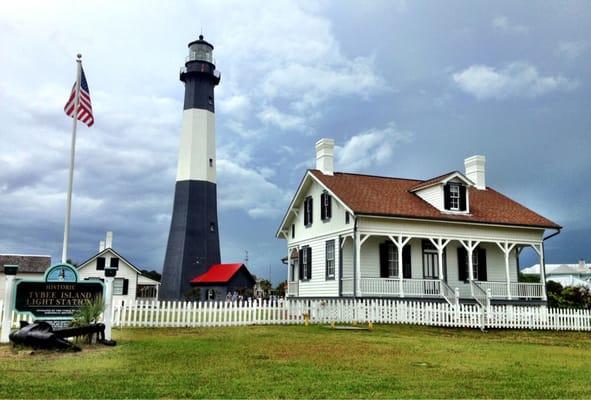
[[310, 170, 560, 229]]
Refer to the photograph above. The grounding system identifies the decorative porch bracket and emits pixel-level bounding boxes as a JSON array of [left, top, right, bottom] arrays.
[[530, 243, 547, 301], [495, 241, 517, 300], [459, 239, 480, 297], [355, 232, 372, 296], [388, 235, 411, 297]]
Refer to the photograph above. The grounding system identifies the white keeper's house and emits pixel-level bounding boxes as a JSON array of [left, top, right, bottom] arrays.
[[276, 139, 561, 306]]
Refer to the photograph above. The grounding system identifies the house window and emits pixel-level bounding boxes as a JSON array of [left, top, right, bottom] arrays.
[[458, 247, 487, 282], [96, 257, 106, 271], [300, 246, 312, 280], [321, 192, 332, 221], [325, 240, 335, 280], [291, 224, 295, 239], [113, 278, 124, 295], [449, 184, 460, 210], [444, 183, 467, 211], [387, 243, 399, 277], [345, 212, 350, 224], [304, 196, 313, 226]]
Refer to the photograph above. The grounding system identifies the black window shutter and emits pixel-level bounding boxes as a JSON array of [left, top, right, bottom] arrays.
[[304, 199, 309, 226], [403, 245, 412, 279], [478, 248, 487, 281], [306, 247, 312, 279], [327, 195, 332, 219], [96, 257, 105, 270], [457, 247, 467, 281], [459, 185, 467, 211], [443, 184, 451, 209], [320, 193, 326, 220], [379, 242, 388, 278], [122, 279, 129, 295], [309, 198, 313, 225], [298, 249, 304, 280], [110, 257, 119, 269]]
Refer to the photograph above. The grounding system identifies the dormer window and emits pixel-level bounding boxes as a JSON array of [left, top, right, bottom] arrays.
[[320, 192, 332, 221], [450, 184, 460, 210], [444, 183, 467, 212]]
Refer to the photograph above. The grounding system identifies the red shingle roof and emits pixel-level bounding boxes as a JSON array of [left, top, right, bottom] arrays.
[[190, 263, 244, 284], [311, 170, 560, 229]]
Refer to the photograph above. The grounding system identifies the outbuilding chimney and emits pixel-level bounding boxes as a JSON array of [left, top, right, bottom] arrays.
[[464, 155, 486, 190], [105, 231, 113, 249], [99, 240, 105, 252], [315, 138, 334, 176]]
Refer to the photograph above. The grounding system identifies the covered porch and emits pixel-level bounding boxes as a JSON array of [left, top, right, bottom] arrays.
[[340, 232, 546, 305]]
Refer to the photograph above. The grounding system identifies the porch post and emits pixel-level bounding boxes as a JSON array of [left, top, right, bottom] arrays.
[[504, 250, 511, 300], [460, 240, 479, 297], [397, 237, 404, 297], [355, 230, 361, 297], [539, 243, 547, 301], [496, 242, 516, 300]]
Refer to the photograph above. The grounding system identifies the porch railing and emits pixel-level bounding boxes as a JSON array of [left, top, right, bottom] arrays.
[[475, 281, 544, 300], [360, 277, 401, 297], [402, 279, 442, 297], [471, 281, 490, 308], [287, 281, 298, 297], [440, 281, 458, 305]]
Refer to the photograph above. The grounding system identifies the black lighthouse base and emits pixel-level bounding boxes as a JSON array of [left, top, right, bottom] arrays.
[[160, 180, 221, 300]]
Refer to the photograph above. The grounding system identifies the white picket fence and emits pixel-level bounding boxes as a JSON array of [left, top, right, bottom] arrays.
[[3, 298, 591, 332], [0, 300, 35, 329], [109, 299, 591, 332]]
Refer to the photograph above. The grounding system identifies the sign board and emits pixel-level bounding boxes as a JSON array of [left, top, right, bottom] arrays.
[[13, 263, 104, 321]]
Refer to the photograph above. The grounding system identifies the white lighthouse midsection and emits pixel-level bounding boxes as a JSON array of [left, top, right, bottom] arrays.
[[176, 108, 216, 183]]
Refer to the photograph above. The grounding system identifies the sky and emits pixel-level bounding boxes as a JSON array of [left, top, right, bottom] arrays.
[[1, 1, 590, 284]]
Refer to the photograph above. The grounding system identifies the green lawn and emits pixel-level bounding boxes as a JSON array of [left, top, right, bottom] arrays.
[[1, 324, 590, 398]]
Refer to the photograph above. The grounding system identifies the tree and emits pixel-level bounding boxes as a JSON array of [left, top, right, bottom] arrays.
[[141, 269, 161, 282], [547, 280, 591, 309], [276, 280, 287, 297], [259, 279, 272, 294]]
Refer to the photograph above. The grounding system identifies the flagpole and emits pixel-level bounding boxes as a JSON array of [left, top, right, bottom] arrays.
[[61, 54, 82, 264]]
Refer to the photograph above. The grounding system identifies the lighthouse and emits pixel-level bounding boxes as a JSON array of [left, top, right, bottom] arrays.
[[160, 35, 221, 300]]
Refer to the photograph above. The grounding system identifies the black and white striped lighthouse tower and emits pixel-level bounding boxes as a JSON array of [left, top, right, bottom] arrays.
[[160, 36, 221, 300]]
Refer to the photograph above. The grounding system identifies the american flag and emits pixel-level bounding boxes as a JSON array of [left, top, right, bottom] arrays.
[[64, 66, 94, 127]]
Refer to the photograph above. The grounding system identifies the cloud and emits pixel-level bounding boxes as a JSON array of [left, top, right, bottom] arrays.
[[337, 122, 413, 171], [257, 106, 309, 132], [491, 16, 528, 34], [452, 63, 578, 100], [217, 160, 287, 219], [556, 41, 588, 60]]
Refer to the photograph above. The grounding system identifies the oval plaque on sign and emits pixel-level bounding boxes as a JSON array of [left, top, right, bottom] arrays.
[[45, 264, 78, 282]]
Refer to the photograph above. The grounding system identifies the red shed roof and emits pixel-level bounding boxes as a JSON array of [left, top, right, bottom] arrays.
[[190, 263, 244, 284]]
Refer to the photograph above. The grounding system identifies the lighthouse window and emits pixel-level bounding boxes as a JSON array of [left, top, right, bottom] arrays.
[[208, 96, 213, 105], [209, 158, 213, 167], [210, 223, 216, 232]]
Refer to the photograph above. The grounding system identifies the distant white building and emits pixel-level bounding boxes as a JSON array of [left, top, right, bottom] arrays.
[[77, 232, 160, 304], [522, 260, 591, 288], [0, 254, 51, 299]]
